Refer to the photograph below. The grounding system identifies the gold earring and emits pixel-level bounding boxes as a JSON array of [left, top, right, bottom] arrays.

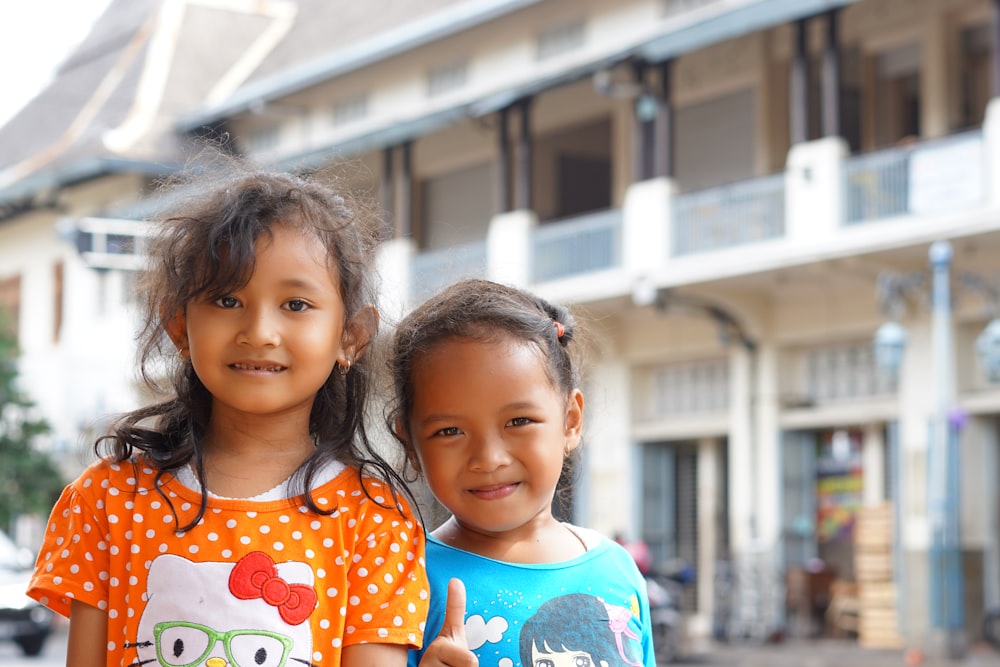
[[338, 359, 352, 376]]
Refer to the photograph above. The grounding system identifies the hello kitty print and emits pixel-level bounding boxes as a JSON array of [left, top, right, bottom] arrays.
[[27, 460, 428, 666]]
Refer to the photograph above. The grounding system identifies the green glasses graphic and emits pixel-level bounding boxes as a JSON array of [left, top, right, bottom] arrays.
[[153, 621, 294, 667]]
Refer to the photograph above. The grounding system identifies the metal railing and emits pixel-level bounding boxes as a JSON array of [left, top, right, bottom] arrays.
[[672, 173, 786, 256], [844, 130, 985, 225], [531, 208, 623, 283], [410, 240, 487, 301]]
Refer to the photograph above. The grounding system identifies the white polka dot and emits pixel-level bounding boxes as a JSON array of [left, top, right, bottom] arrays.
[[108, 514, 119, 524], [273, 542, 284, 552], [362, 613, 373, 622], [246, 511, 257, 518], [129, 576, 138, 586], [292, 531, 303, 540], [323, 538, 334, 548], [367, 584, 378, 594], [207, 533, 219, 542], [393, 616, 403, 627], [188, 545, 199, 554], [349, 596, 360, 606], [378, 628, 389, 638], [326, 587, 339, 598], [279, 515, 290, 523], [227, 519, 237, 528], [383, 573, 394, 584], [222, 549, 232, 558], [240, 536, 251, 545], [358, 568, 368, 577], [259, 525, 270, 534], [310, 520, 321, 530]]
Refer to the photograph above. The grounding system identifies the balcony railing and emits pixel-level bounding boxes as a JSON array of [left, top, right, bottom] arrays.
[[672, 172, 786, 256], [531, 208, 623, 283], [844, 130, 985, 225], [411, 239, 487, 301]]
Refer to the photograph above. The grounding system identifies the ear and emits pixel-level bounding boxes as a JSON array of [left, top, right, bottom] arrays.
[[342, 304, 379, 361], [164, 309, 188, 353], [563, 389, 584, 453], [394, 418, 422, 474]]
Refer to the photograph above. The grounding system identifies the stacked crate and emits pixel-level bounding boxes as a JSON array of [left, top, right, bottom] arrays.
[[854, 502, 902, 648]]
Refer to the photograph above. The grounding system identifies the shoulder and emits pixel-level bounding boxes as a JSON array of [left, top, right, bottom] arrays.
[[70, 457, 159, 493], [335, 468, 421, 523]]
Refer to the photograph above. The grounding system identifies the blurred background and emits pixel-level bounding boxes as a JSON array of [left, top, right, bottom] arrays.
[[3, 0, 1000, 662]]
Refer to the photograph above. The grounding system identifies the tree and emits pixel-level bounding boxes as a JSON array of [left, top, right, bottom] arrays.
[[0, 309, 65, 534]]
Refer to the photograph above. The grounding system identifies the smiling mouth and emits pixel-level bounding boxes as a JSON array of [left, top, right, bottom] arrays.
[[230, 362, 286, 372], [469, 483, 519, 500]]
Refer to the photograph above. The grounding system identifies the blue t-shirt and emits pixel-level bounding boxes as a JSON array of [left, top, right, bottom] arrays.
[[410, 528, 655, 667]]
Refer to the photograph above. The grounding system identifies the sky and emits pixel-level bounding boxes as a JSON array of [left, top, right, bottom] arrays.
[[0, 0, 112, 126]]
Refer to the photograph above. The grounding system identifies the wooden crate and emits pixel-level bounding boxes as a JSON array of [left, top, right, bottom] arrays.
[[854, 503, 902, 648]]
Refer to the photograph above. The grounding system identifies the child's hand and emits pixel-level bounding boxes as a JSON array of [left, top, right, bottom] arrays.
[[419, 578, 478, 666]]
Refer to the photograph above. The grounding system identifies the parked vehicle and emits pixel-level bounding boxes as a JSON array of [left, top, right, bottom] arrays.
[[984, 605, 1000, 652], [647, 571, 683, 663], [0, 531, 53, 656], [646, 561, 694, 664]]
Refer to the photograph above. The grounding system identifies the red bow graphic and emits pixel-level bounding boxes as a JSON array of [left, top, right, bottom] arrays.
[[229, 551, 317, 625]]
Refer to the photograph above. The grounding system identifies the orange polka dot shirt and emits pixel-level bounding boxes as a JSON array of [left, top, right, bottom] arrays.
[[28, 458, 429, 667]]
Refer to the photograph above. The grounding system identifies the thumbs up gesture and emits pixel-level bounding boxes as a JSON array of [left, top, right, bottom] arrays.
[[419, 578, 478, 667]]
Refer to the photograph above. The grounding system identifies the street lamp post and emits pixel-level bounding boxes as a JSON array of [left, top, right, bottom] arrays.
[[927, 241, 964, 659], [874, 240, 1000, 658]]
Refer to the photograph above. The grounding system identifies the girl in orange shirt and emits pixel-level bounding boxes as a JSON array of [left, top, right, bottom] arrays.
[[29, 169, 428, 667]]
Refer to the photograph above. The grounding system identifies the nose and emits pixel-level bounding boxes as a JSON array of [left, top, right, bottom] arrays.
[[205, 658, 227, 667], [468, 433, 512, 472], [238, 306, 280, 347]]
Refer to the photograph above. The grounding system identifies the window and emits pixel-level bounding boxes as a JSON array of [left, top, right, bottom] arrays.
[[53, 262, 63, 343], [0, 275, 20, 346], [958, 23, 992, 131], [427, 60, 467, 97], [246, 125, 280, 153], [537, 18, 585, 60], [333, 94, 368, 126]]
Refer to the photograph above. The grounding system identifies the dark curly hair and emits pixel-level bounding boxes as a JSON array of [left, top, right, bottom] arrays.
[[98, 167, 409, 530]]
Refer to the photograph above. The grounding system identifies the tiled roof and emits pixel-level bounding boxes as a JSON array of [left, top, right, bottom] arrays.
[[0, 0, 466, 192]]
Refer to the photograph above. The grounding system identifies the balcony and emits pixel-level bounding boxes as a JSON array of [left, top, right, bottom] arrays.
[[392, 101, 1000, 310], [532, 209, 623, 283]]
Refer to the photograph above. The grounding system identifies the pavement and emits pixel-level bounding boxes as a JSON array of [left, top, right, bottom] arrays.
[[673, 639, 1000, 667]]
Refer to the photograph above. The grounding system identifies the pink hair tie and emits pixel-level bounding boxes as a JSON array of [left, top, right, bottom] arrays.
[[553, 321, 565, 339]]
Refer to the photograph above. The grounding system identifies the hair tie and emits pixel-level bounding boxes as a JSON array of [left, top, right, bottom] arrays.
[[553, 321, 565, 339]]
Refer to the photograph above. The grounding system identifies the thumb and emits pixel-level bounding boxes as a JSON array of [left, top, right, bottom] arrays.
[[438, 577, 468, 646]]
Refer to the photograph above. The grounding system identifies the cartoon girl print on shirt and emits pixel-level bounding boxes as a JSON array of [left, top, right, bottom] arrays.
[[518, 593, 642, 667], [132, 553, 317, 667]]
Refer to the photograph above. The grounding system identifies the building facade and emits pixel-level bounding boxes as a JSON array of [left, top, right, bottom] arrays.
[[1, 0, 999, 654]]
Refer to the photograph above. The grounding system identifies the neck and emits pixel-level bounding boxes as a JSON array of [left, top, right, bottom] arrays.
[[198, 413, 316, 499], [432, 515, 586, 564]]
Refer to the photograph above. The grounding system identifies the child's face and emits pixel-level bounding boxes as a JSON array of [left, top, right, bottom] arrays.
[[406, 336, 583, 539], [174, 224, 353, 426]]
